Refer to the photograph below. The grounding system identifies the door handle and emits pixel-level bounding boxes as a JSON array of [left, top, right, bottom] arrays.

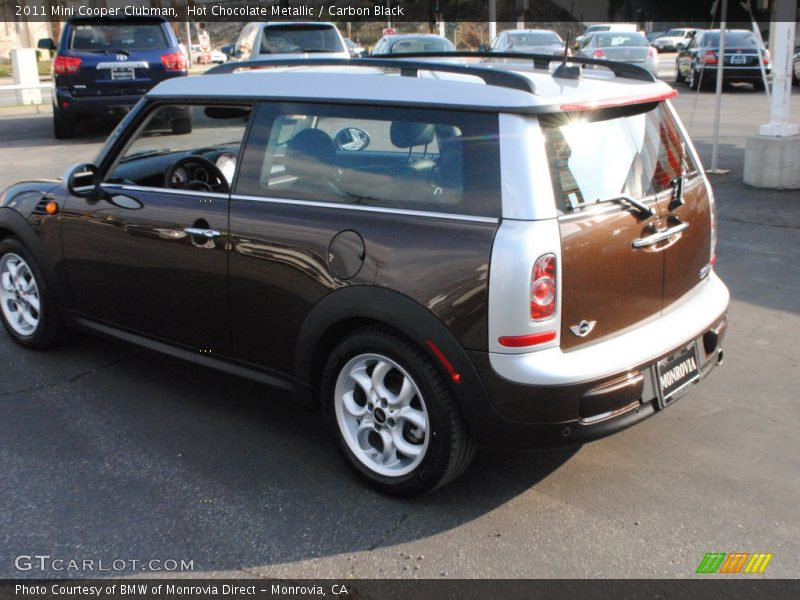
[[183, 228, 221, 239], [632, 221, 689, 248]]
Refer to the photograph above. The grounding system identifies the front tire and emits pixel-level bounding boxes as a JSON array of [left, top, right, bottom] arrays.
[[321, 327, 475, 496], [0, 238, 63, 349]]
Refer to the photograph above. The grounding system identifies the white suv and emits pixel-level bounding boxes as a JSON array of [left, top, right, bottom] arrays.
[[225, 22, 349, 62]]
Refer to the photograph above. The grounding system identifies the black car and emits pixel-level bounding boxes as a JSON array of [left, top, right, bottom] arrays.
[[38, 17, 188, 139], [794, 45, 799, 85], [675, 29, 770, 90]]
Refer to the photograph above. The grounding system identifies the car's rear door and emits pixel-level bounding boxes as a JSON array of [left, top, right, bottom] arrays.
[[542, 101, 691, 351]]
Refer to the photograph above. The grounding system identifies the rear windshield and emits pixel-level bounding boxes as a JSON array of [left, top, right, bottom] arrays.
[[389, 37, 455, 53], [596, 33, 648, 47], [509, 32, 562, 45], [542, 103, 697, 213], [69, 23, 168, 52], [703, 31, 761, 48], [260, 25, 343, 54]]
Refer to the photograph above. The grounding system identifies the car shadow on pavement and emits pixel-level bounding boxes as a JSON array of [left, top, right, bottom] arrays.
[[0, 113, 112, 148], [0, 334, 579, 578]]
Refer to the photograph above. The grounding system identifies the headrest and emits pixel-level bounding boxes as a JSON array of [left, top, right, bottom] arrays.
[[286, 129, 335, 163], [390, 121, 435, 149]]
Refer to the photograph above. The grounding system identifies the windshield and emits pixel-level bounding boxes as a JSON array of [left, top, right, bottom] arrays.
[[704, 31, 761, 48], [261, 25, 343, 54], [389, 37, 455, 53], [596, 33, 648, 47], [665, 29, 687, 37], [509, 32, 562, 45], [70, 23, 168, 52]]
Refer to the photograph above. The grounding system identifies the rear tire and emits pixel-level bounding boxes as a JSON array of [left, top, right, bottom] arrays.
[[753, 79, 766, 92], [53, 112, 74, 139], [321, 327, 475, 496], [0, 238, 63, 349], [687, 66, 701, 90]]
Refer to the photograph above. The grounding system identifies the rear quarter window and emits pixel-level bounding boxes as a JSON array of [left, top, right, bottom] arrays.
[[235, 103, 501, 218]]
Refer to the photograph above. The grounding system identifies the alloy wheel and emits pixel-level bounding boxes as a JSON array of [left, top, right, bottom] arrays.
[[334, 353, 430, 477], [0, 253, 41, 337]]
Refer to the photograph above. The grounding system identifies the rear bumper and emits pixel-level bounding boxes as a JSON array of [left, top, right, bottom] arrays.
[[53, 88, 144, 119], [460, 273, 729, 449], [701, 66, 770, 81]]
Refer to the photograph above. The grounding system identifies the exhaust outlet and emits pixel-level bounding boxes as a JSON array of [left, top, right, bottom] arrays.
[[717, 349, 724, 366]]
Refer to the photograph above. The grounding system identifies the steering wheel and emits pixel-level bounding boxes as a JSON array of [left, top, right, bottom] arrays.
[[164, 156, 230, 193]]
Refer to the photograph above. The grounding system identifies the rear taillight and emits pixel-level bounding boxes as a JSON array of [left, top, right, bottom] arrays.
[[530, 254, 557, 321], [762, 50, 770, 65], [702, 50, 718, 65], [592, 49, 606, 58], [648, 47, 657, 58], [161, 52, 187, 71], [53, 55, 81, 75]]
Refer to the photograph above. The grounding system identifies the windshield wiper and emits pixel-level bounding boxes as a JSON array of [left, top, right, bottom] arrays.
[[592, 194, 654, 219]]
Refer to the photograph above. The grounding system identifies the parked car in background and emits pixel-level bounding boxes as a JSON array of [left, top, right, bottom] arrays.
[[188, 44, 226, 64], [38, 16, 187, 139], [793, 44, 799, 85], [224, 22, 349, 61], [371, 33, 456, 55], [344, 38, 366, 57], [676, 29, 770, 90], [574, 23, 638, 49], [646, 30, 666, 44], [653, 28, 699, 52], [488, 29, 567, 56], [0, 55, 728, 495], [576, 31, 658, 77]]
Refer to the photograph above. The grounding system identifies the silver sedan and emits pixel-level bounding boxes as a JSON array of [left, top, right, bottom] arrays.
[[576, 31, 659, 77]]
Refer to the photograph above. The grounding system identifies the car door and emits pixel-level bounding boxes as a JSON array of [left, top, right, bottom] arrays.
[[60, 102, 252, 354]]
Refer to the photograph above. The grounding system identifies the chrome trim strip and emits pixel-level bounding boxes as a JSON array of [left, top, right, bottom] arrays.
[[489, 272, 729, 385], [580, 400, 641, 425], [103, 184, 230, 200], [96, 61, 149, 70], [229, 193, 500, 224]]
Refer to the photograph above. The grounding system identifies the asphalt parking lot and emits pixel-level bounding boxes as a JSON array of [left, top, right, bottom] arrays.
[[0, 68, 799, 580]]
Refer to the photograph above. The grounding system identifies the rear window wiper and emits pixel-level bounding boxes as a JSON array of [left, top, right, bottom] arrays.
[[592, 194, 654, 219]]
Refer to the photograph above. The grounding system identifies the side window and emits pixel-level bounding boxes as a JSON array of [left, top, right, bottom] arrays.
[[542, 103, 695, 213], [107, 104, 251, 191], [235, 103, 501, 218]]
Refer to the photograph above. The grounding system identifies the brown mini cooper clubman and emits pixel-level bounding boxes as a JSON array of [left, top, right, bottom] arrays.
[[0, 54, 729, 495]]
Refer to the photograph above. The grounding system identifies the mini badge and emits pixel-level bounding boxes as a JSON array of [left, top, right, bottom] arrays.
[[569, 320, 596, 337]]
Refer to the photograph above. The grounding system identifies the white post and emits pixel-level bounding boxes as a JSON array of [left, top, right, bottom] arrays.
[[438, 20, 445, 37], [758, 16, 798, 137], [184, 21, 192, 68], [710, 0, 727, 173], [489, 0, 497, 43], [11, 48, 42, 105]]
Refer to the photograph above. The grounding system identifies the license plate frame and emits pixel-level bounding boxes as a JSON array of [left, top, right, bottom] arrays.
[[656, 342, 701, 409], [110, 67, 135, 81]]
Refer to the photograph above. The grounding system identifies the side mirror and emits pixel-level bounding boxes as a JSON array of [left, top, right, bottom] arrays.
[[64, 163, 101, 198], [221, 44, 235, 57], [38, 38, 56, 51], [334, 127, 370, 151]]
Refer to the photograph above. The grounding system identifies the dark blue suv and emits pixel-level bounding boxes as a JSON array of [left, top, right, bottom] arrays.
[[38, 17, 188, 139]]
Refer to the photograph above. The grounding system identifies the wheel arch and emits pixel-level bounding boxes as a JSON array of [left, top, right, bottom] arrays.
[[0, 208, 70, 312], [295, 286, 488, 409]]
